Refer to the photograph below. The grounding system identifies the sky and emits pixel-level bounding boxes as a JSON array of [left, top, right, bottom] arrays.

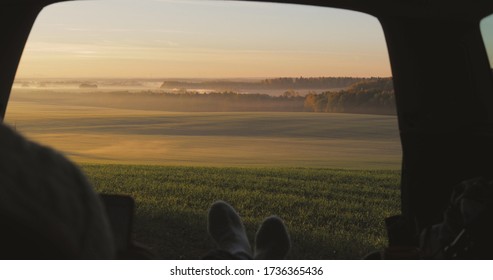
[[15, 0, 393, 79], [481, 14, 493, 67]]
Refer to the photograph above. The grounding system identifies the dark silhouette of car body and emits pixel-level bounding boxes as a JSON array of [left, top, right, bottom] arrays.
[[1, 0, 493, 257]]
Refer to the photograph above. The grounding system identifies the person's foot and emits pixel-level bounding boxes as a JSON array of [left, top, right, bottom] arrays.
[[254, 216, 290, 259], [207, 201, 252, 257]]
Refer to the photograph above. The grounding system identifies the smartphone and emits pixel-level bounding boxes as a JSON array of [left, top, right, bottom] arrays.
[[100, 194, 135, 254]]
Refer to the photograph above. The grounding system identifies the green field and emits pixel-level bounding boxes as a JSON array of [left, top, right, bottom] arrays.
[[84, 164, 400, 259], [6, 89, 403, 259]]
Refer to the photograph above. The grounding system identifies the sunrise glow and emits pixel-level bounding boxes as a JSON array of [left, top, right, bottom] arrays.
[[15, 0, 391, 79]]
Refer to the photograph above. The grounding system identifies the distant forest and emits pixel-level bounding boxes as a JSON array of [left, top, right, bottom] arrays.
[[66, 77, 392, 114], [304, 78, 395, 115], [152, 77, 395, 115], [42, 90, 304, 112], [259, 77, 365, 89], [161, 77, 368, 90], [17, 77, 395, 115]]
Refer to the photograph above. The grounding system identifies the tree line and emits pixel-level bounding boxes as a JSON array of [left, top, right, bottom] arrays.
[[260, 77, 366, 89], [303, 78, 395, 115], [105, 78, 395, 114], [98, 90, 305, 112], [161, 77, 370, 90]]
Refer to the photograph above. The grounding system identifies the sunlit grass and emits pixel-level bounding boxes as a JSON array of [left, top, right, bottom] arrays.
[[83, 164, 400, 259]]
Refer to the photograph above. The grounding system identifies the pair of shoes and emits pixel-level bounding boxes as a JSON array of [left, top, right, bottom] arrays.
[[207, 200, 290, 259]]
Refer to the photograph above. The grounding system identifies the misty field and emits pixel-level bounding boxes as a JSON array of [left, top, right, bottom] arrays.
[[5, 89, 402, 259], [6, 89, 401, 169]]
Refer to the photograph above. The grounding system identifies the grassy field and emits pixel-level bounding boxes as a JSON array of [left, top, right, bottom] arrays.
[[6, 89, 402, 259], [83, 164, 400, 259]]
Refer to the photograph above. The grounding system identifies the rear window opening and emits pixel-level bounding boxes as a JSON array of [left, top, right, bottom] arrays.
[[481, 13, 493, 74], [6, 0, 401, 259]]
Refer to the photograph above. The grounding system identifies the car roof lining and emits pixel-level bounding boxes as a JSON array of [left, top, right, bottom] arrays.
[[4, 0, 493, 21]]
